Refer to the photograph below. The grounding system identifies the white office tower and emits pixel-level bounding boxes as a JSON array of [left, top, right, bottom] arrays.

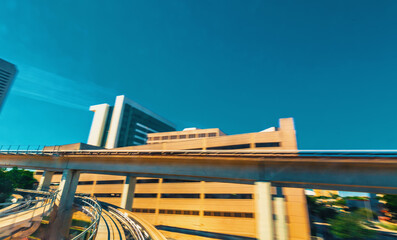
[[0, 58, 17, 112], [87, 95, 176, 148]]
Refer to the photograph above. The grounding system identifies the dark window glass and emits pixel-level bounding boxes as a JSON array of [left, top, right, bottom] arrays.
[[207, 144, 250, 150], [134, 193, 157, 198], [208, 133, 217, 137], [170, 135, 177, 139], [96, 180, 124, 185], [163, 179, 200, 183], [205, 194, 253, 199], [137, 179, 159, 184], [179, 135, 186, 139], [203, 211, 254, 218], [132, 208, 155, 213], [94, 193, 121, 198], [255, 142, 280, 148], [188, 134, 195, 138], [161, 194, 200, 199], [162, 136, 168, 140], [198, 133, 206, 138], [224, 212, 232, 217], [153, 137, 160, 140], [78, 181, 94, 185]]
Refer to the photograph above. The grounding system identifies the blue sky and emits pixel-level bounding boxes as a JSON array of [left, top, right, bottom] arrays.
[[0, 0, 397, 149]]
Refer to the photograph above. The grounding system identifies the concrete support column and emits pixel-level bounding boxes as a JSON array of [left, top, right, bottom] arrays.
[[274, 187, 288, 240], [255, 181, 274, 240], [369, 193, 379, 217], [37, 170, 54, 191], [48, 170, 80, 240], [120, 176, 137, 211]]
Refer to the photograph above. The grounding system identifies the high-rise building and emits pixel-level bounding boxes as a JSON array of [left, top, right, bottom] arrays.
[[87, 95, 176, 148], [0, 58, 17, 112]]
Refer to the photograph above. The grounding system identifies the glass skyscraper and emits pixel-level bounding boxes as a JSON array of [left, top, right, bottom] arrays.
[[88, 95, 176, 148], [0, 58, 17, 112]]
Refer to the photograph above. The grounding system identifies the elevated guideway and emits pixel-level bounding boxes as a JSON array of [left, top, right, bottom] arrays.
[[2, 148, 397, 240], [1, 149, 397, 193]]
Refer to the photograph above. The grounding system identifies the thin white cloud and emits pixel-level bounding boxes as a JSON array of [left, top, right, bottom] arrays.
[[11, 64, 117, 110]]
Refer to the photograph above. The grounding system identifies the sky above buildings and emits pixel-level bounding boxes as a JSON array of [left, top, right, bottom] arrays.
[[0, 0, 396, 149]]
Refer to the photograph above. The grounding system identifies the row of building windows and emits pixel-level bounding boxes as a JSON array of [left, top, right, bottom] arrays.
[[159, 209, 200, 215], [94, 193, 122, 198], [206, 142, 280, 150], [131, 208, 156, 213], [95, 193, 252, 199], [204, 211, 254, 218], [131, 208, 254, 218], [149, 132, 218, 141]]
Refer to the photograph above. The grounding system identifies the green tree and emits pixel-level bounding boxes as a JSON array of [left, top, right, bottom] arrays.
[[6, 167, 37, 189], [330, 211, 375, 239], [0, 169, 13, 203], [382, 194, 397, 219]]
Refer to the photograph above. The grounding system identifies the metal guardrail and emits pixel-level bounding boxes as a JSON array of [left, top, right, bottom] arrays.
[[0, 189, 58, 239], [71, 195, 102, 240], [2, 145, 397, 157], [108, 206, 150, 240], [0, 189, 57, 218]]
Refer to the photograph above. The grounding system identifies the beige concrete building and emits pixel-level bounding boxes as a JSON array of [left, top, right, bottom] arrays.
[[36, 118, 310, 240]]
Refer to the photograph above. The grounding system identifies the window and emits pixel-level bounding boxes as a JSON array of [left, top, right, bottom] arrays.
[[78, 181, 94, 185], [208, 133, 217, 137], [162, 179, 200, 183], [204, 194, 253, 199], [255, 142, 280, 148], [132, 208, 155, 213], [134, 193, 157, 198], [170, 135, 177, 139], [198, 133, 206, 138], [94, 193, 121, 198], [207, 144, 250, 150], [137, 179, 159, 184], [161, 194, 200, 198], [162, 136, 169, 140], [153, 137, 160, 140], [159, 209, 199, 215], [179, 135, 186, 139], [188, 134, 195, 138], [96, 180, 124, 185], [203, 211, 254, 218]]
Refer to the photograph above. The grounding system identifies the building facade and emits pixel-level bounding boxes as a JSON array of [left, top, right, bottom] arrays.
[[87, 95, 176, 148], [37, 117, 310, 240], [0, 58, 17, 112]]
